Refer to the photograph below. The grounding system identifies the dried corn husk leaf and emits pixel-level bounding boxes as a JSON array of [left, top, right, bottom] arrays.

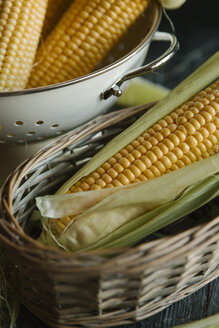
[[58, 52, 219, 194], [37, 186, 129, 219], [89, 174, 218, 250], [38, 154, 219, 251]]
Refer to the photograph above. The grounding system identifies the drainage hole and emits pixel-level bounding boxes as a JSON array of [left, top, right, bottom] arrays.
[[107, 55, 115, 63], [27, 131, 35, 136], [51, 124, 59, 128], [118, 43, 125, 51], [7, 133, 16, 138], [56, 130, 65, 135], [15, 121, 24, 126], [36, 120, 44, 126]]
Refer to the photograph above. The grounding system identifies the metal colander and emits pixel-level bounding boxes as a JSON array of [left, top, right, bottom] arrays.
[[0, 2, 178, 144]]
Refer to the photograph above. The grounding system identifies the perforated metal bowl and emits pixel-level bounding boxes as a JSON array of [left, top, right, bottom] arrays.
[[0, 1, 178, 143]]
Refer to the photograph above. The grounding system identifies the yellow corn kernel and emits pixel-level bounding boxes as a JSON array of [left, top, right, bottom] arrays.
[[27, 0, 150, 88], [0, 0, 48, 91]]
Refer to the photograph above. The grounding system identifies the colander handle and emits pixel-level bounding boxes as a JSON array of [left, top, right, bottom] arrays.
[[101, 31, 179, 100]]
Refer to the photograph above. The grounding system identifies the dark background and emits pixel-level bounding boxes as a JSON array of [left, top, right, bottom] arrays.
[[145, 0, 219, 89], [16, 0, 219, 327]]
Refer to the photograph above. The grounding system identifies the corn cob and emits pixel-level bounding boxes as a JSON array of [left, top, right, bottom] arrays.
[[27, 0, 150, 89], [0, 0, 48, 91], [41, 0, 73, 39], [56, 80, 219, 233]]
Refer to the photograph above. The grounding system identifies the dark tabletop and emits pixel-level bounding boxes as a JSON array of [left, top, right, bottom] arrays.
[[16, 0, 219, 327]]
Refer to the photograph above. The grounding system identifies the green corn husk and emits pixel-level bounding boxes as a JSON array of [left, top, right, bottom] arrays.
[[88, 173, 218, 250], [37, 51, 219, 251], [172, 314, 219, 328]]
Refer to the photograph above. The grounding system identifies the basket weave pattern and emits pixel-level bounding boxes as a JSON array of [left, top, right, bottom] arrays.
[[0, 104, 218, 328]]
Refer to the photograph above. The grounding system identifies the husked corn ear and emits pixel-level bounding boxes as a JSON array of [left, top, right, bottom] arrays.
[[27, 0, 150, 88], [55, 80, 219, 234], [42, 0, 73, 39], [0, 0, 48, 91]]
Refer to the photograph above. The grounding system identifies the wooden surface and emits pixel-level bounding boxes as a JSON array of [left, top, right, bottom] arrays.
[[16, 278, 219, 327]]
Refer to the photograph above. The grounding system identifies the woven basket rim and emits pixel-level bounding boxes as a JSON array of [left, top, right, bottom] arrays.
[[1, 215, 218, 272], [0, 103, 218, 262]]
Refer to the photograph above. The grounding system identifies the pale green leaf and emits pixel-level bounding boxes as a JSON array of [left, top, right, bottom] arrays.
[[116, 77, 169, 106]]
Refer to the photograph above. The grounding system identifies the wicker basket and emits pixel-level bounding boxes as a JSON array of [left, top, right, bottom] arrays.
[[0, 104, 218, 328]]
